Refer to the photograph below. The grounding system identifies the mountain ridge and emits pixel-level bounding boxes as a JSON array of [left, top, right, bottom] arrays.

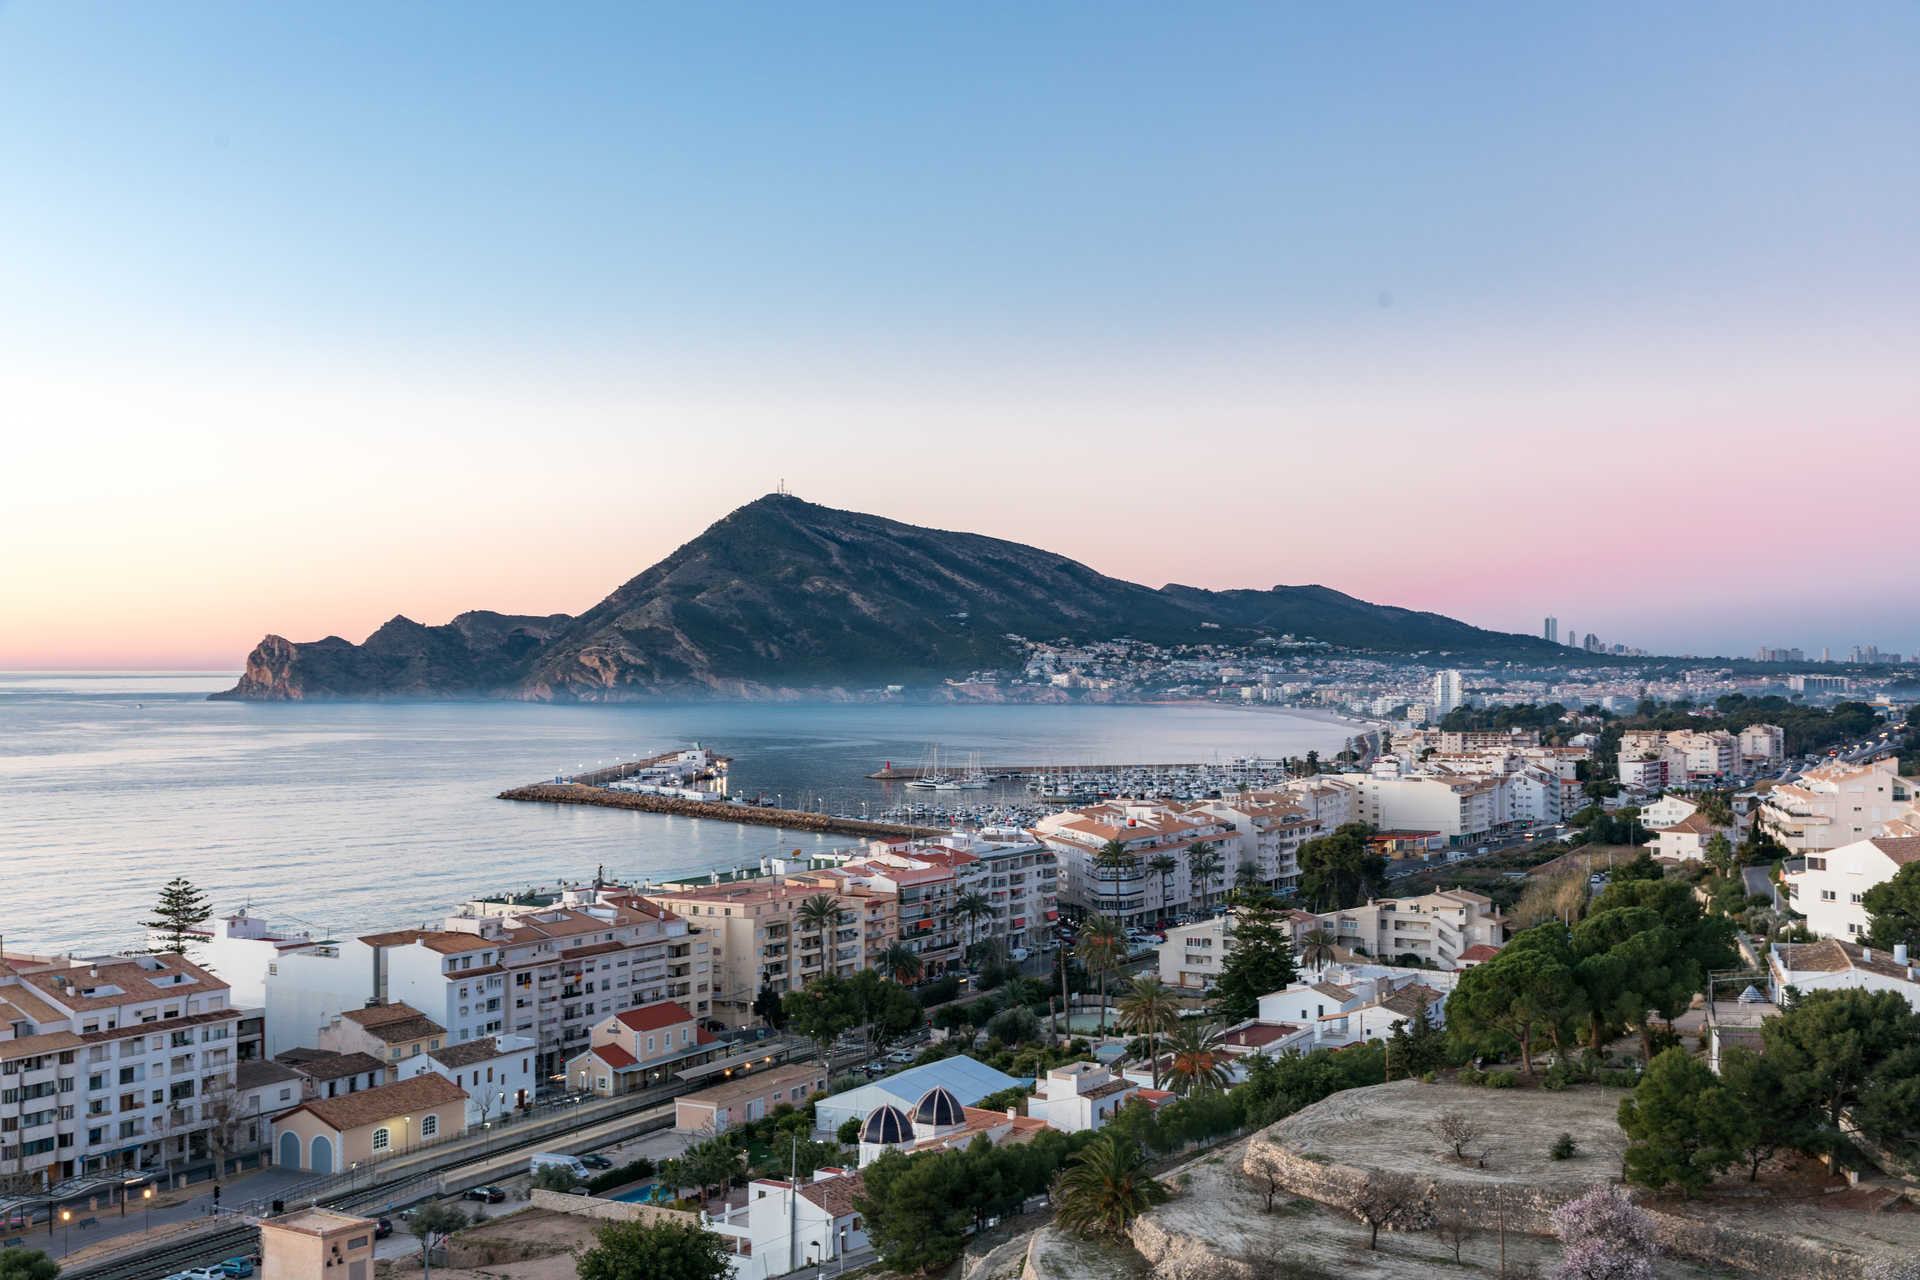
[[211, 494, 1565, 701]]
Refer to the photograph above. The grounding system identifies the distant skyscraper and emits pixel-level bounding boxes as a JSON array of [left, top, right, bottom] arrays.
[[1821, 647, 1831, 663], [1584, 633, 1600, 652], [1544, 616, 1558, 644], [1432, 669, 1464, 717]]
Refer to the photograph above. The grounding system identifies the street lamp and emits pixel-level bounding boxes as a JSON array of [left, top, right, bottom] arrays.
[[60, 1208, 70, 1254], [143, 1185, 154, 1234]]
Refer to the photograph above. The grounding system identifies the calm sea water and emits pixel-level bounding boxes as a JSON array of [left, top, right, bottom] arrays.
[[0, 673, 1356, 955]]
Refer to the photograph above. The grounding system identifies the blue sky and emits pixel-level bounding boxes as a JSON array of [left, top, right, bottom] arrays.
[[2, 3, 1917, 665]]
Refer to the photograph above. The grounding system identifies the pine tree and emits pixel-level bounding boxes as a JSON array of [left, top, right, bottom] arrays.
[[1211, 898, 1299, 1022], [143, 877, 212, 956]]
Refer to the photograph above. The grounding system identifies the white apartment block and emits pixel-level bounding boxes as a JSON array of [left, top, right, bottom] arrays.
[[1354, 773, 1509, 845], [0, 952, 240, 1188], [1187, 793, 1323, 897], [1617, 730, 1739, 786], [1759, 757, 1920, 853], [1032, 801, 1234, 927], [1156, 907, 1321, 991], [1432, 670, 1464, 716], [395, 1035, 536, 1126], [1781, 836, 1920, 939], [1312, 890, 1505, 968], [1739, 724, 1787, 767], [262, 892, 709, 1075]]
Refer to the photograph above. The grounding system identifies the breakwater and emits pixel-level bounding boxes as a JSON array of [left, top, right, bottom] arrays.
[[497, 782, 943, 839]]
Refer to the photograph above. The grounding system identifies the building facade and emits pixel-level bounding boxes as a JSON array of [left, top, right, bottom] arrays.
[[1781, 836, 1920, 938]]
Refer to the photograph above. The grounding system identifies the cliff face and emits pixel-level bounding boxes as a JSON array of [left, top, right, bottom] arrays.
[[212, 494, 1564, 701]]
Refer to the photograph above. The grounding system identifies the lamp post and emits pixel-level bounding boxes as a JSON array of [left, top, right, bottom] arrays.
[[143, 1185, 154, 1234], [60, 1208, 71, 1255]]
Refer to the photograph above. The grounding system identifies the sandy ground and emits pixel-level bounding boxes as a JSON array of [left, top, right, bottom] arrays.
[[1137, 1136, 1739, 1279], [1024, 1225, 1154, 1280], [379, 1209, 598, 1280]]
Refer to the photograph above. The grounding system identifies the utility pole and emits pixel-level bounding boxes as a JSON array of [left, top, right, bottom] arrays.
[[1497, 1189, 1505, 1278]]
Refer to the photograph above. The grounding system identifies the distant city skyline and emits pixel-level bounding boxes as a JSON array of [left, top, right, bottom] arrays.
[[2, 3, 1916, 669]]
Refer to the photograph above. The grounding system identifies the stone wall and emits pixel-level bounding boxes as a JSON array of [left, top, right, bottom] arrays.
[[498, 783, 940, 838], [529, 1187, 699, 1229]]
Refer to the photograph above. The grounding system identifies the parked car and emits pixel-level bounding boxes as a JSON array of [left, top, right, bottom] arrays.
[[218, 1258, 254, 1277], [886, 1049, 916, 1065], [578, 1153, 614, 1170], [529, 1153, 590, 1180], [463, 1186, 507, 1203], [374, 1218, 393, 1239], [164, 1269, 225, 1280], [1007, 947, 1029, 962]]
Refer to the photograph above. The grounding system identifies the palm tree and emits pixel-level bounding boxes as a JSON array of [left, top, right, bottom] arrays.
[[879, 942, 922, 985], [1053, 1133, 1169, 1238], [1116, 975, 1178, 1089], [797, 893, 839, 970], [1186, 841, 1223, 918], [1163, 1021, 1232, 1096], [954, 890, 993, 965], [1146, 853, 1178, 923], [1234, 860, 1262, 890], [1299, 926, 1338, 973], [1074, 916, 1125, 1033]]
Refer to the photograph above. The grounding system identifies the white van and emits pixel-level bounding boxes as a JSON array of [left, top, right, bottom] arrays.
[[530, 1153, 590, 1180]]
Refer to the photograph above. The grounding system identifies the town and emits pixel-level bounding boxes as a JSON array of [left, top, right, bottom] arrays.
[[7, 688, 1920, 1280]]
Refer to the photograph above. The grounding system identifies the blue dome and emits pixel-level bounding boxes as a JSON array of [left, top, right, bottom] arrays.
[[860, 1104, 912, 1145], [912, 1086, 964, 1128]]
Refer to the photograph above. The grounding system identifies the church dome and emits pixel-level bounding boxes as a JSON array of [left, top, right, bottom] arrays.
[[912, 1086, 965, 1128], [860, 1104, 912, 1145]]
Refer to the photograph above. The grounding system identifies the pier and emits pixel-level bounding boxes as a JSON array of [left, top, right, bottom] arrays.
[[865, 759, 1282, 780], [497, 782, 943, 839]]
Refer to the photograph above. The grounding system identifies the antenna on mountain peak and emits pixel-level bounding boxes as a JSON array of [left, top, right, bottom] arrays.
[[775, 478, 793, 497]]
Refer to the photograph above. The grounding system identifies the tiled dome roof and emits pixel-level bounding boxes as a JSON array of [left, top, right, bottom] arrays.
[[860, 1104, 912, 1145], [912, 1086, 964, 1128]]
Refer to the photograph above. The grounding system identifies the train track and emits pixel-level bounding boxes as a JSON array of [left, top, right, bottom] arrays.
[[63, 1223, 261, 1280]]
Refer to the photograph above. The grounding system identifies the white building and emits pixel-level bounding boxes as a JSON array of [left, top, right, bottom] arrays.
[[1650, 811, 1734, 862], [397, 1035, 536, 1125], [1026, 1061, 1142, 1133], [1257, 964, 1452, 1048], [1156, 907, 1321, 992], [1759, 758, 1920, 854], [1781, 836, 1920, 939], [1032, 801, 1233, 927], [1354, 774, 1509, 846], [1768, 938, 1920, 1011], [0, 951, 241, 1187], [1739, 724, 1787, 768], [1310, 890, 1504, 969], [1432, 670, 1464, 717]]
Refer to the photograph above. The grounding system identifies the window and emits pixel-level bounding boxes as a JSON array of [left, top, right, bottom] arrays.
[[371, 1127, 391, 1151], [421, 1114, 438, 1137]]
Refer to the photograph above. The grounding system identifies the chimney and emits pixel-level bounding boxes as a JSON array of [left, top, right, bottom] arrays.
[[1896, 943, 1910, 966]]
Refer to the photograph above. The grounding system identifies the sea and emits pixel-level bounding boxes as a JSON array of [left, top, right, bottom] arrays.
[[0, 672, 1360, 955]]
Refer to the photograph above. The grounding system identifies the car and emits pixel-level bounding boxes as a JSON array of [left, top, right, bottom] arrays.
[[164, 1269, 225, 1280], [217, 1258, 254, 1278], [578, 1153, 614, 1170], [886, 1049, 916, 1064], [374, 1218, 393, 1240], [463, 1186, 507, 1203], [1007, 946, 1029, 962]]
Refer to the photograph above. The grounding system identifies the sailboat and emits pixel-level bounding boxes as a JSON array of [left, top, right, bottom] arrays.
[[906, 745, 951, 790], [946, 751, 990, 790]]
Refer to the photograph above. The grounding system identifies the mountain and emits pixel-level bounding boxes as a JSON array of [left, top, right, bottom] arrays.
[[211, 494, 1564, 701]]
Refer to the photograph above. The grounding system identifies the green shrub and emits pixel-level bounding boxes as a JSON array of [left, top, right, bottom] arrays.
[[1596, 1068, 1639, 1088], [837, 1118, 862, 1145], [584, 1156, 656, 1194], [1456, 1066, 1486, 1087], [1419, 1071, 1436, 1084], [1484, 1070, 1517, 1089], [1550, 1132, 1578, 1160], [1541, 1063, 1574, 1091]]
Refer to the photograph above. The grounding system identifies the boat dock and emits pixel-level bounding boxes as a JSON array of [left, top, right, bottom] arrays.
[[865, 759, 1283, 780], [497, 782, 942, 838]]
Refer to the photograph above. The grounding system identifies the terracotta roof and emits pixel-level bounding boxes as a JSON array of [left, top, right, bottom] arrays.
[[795, 1171, 866, 1218], [19, 952, 229, 1012], [339, 1004, 445, 1044], [1869, 838, 1920, 867], [284, 1072, 467, 1132], [1776, 939, 1919, 982], [1458, 944, 1501, 963], [590, 1043, 638, 1070], [614, 1001, 695, 1033], [433, 1037, 512, 1068], [1220, 1022, 1301, 1048], [1657, 813, 1723, 836], [277, 1050, 387, 1081], [358, 930, 496, 955]]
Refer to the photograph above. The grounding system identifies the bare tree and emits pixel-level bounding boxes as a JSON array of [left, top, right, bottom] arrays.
[[197, 1077, 254, 1175], [1433, 1204, 1479, 1263], [1347, 1172, 1434, 1250], [1250, 1162, 1286, 1212], [1432, 1111, 1481, 1160]]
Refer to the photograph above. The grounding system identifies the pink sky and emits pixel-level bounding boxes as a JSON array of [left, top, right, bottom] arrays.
[[5, 320, 1916, 669]]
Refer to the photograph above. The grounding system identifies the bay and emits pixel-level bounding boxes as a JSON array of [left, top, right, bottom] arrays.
[[0, 672, 1356, 955]]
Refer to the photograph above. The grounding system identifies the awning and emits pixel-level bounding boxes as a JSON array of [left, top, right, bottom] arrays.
[[1044, 910, 1059, 920], [674, 1046, 784, 1084]]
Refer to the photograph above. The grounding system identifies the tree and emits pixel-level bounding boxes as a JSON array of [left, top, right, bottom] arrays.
[[1549, 1184, 1655, 1280], [1235, 861, 1263, 890], [844, 967, 921, 1067], [784, 975, 856, 1066], [1433, 1205, 1479, 1264], [751, 986, 788, 1031], [1116, 975, 1178, 1089], [1186, 842, 1224, 917], [1296, 824, 1387, 912], [1297, 927, 1337, 973], [1147, 853, 1179, 919], [574, 1215, 732, 1280], [405, 1201, 468, 1272], [1074, 916, 1125, 1031], [1616, 1048, 1738, 1197], [0, 1249, 58, 1280], [532, 1163, 580, 1192], [679, 1137, 742, 1207], [143, 877, 211, 956], [1703, 833, 1736, 878], [1385, 992, 1446, 1078], [1449, 930, 1582, 1074], [1762, 987, 1920, 1148], [856, 1147, 977, 1270], [1863, 862, 1920, 952], [796, 893, 840, 966], [1163, 1022, 1232, 1096], [1716, 1045, 1805, 1181], [954, 891, 993, 964], [1346, 1171, 1433, 1250], [1052, 1133, 1168, 1238], [1212, 900, 1300, 1023], [1431, 1110, 1480, 1160], [878, 942, 922, 985]]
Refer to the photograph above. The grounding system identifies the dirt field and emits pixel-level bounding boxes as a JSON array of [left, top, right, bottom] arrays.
[[1134, 1136, 1740, 1279], [378, 1209, 597, 1280]]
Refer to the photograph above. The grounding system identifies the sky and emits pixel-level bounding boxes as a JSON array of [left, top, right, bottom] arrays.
[[2, 2, 1917, 668]]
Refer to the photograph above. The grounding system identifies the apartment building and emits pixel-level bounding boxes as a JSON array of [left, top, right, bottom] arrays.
[[0, 951, 241, 1188], [1312, 890, 1505, 968], [263, 893, 711, 1075], [1186, 793, 1322, 897], [644, 880, 894, 1028], [1616, 730, 1739, 786], [1354, 773, 1508, 846], [875, 830, 1059, 954], [317, 1002, 446, 1064], [1759, 757, 1920, 853], [1032, 801, 1234, 927], [397, 1036, 536, 1125], [1156, 907, 1322, 991], [1739, 724, 1787, 767], [1781, 836, 1920, 939]]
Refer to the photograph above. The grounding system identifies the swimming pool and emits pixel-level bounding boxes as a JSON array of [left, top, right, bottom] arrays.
[[608, 1183, 675, 1204]]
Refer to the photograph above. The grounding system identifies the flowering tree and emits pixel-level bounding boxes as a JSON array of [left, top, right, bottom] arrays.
[[1550, 1185, 1656, 1280]]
